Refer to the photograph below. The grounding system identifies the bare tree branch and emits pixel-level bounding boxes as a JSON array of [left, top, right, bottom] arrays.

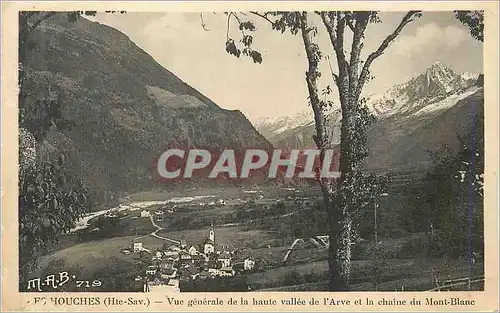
[[320, 11, 350, 111], [300, 12, 326, 148], [357, 10, 422, 99], [226, 12, 246, 40], [326, 55, 339, 86], [348, 12, 370, 105], [231, 12, 242, 24], [200, 13, 209, 31], [249, 11, 275, 25], [345, 16, 356, 33], [226, 13, 231, 40], [319, 12, 344, 69], [335, 12, 347, 69], [319, 12, 336, 41]]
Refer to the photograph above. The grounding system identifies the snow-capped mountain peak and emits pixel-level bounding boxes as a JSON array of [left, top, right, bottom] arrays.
[[255, 111, 314, 135], [424, 61, 457, 90], [365, 62, 480, 117], [253, 62, 483, 173], [255, 62, 481, 139]]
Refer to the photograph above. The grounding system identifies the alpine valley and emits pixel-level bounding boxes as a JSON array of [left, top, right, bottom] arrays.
[[19, 12, 485, 294]]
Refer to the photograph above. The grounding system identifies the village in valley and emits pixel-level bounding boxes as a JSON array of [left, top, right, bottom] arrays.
[[118, 199, 256, 292]]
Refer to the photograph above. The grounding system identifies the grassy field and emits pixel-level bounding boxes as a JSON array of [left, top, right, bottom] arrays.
[[36, 235, 167, 273], [253, 258, 484, 291], [158, 226, 278, 250]]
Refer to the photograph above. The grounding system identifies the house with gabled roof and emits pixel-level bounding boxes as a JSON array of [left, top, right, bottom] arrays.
[[217, 251, 232, 267], [179, 251, 193, 264], [244, 258, 255, 271], [145, 265, 157, 276], [152, 250, 163, 261], [159, 260, 174, 270], [188, 245, 198, 255], [207, 260, 222, 276], [133, 242, 143, 253]]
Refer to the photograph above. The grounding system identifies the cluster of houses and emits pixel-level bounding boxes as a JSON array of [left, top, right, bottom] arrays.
[[132, 224, 255, 287]]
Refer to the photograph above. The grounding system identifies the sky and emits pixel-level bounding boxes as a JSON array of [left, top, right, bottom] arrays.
[[91, 11, 483, 123]]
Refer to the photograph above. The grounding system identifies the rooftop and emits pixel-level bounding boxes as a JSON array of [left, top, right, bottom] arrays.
[[218, 251, 231, 259]]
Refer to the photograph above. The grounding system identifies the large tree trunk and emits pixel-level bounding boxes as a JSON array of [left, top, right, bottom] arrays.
[[319, 179, 348, 291], [336, 113, 355, 285], [300, 12, 351, 291], [328, 12, 357, 287]]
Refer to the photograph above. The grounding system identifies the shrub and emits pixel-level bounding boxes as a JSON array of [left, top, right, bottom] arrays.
[[366, 243, 390, 290]]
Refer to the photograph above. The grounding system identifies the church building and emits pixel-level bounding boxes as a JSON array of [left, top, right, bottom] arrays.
[[203, 224, 215, 255]]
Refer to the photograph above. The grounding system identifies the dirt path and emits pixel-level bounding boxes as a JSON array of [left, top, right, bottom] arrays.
[[148, 215, 181, 245]]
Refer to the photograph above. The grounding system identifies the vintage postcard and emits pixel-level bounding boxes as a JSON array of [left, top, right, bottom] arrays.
[[1, 0, 499, 311]]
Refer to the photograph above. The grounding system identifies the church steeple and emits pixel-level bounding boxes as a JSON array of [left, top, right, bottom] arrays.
[[209, 220, 215, 243]]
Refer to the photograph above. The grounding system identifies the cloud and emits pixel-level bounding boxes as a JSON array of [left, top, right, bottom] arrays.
[[391, 23, 469, 56]]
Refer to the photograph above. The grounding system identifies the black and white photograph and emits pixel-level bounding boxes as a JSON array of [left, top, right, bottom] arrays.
[[14, 8, 488, 296]]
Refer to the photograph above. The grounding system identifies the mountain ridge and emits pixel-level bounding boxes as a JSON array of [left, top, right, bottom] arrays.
[[255, 62, 484, 172], [23, 14, 274, 208], [255, 61, 480, 130], [365, 61, 479, 117]]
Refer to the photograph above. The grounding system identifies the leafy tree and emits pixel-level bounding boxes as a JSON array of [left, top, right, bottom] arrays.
[[18, 11, 123, 290], [454, 10, 484, 42], [93, 216, 121, 238], [211, 11, 421, 290], [18, 129, 90, 290], [403, 111, 484, 259]]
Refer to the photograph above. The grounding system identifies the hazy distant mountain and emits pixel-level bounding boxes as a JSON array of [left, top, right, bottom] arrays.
[[24, 14, 273, 207], [255, 112, 314, 139], [255, 62, 483, 172]]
